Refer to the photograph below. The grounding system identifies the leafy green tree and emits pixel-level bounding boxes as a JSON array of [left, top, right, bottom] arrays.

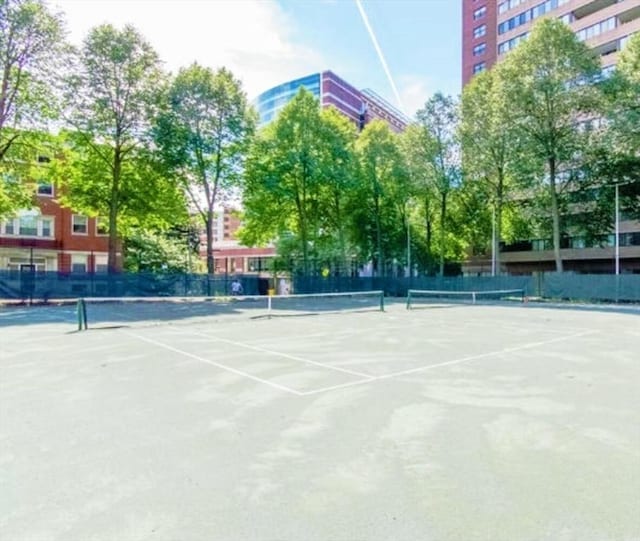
[[124, 228, 200, 273], [415, 93, 461, 276], [353, 120, 409, 277], [315, 107, 358, 273], [400, 124, 437, 274], [500, 18, 601, 272], [460, 67, 532, 274], [64, 24, 167, 273], [154, 64, 256, 274], [242, 89, 325, 274], [0, 0, 66, 217]]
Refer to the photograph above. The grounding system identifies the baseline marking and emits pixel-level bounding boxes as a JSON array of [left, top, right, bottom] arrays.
[[183, 328, 375, 379], [124, 331, 303, 396], [300, 330, 599, 396]]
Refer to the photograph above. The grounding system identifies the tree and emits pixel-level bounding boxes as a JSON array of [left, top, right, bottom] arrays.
[[64, 24, 167, 273], [500, 18, 601, 272], [315, 107, 358, 273], [0, 0, 66, 218], [242, 89, 325, 274], [154, 64, 256, 274], [354, 120, 409, 277], [415, 93, 461, 276], [124, 228, 200, 273], [460, 67, 530, 274]]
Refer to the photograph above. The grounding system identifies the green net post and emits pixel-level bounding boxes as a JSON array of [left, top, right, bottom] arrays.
[[380, 291, 385, 312], [77, 298, 86, 331], [82, 298, 88, 330], [406, 290, 411, 310]]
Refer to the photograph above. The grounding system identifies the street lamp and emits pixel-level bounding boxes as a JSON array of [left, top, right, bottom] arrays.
[[615, 183, 620, 275]]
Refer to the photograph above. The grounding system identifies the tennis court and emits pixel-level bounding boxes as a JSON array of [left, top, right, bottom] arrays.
[[2, 294, 639, 540]]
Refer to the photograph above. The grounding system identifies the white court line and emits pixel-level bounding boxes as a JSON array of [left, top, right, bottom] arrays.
[[124, 331, 303, 396], [300, 330, 599, 396], [182, 328, 375, 379]]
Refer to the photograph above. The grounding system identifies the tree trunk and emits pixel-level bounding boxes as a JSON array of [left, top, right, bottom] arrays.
[[206, 208, 214, 274], [439, 192, 446, 276], [549, 157, 563, 272], [107, 149, 120, 274]]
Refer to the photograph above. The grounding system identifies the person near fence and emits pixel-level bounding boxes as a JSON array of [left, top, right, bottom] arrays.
[[231, 278, 243, 296]]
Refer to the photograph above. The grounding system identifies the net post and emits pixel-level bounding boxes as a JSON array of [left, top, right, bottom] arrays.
[[267, 294, 272, 319], [379, 290, 385, 312], [77, 298, 87, 331], [472, 292, 476, 305], [82, 298, 88, 330], [77, 298, 83, 331], [406, 290, 411, 310]]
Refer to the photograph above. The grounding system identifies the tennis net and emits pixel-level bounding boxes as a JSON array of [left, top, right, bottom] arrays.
[[76, 290, 385, 330], [406, 288, 525, 310]]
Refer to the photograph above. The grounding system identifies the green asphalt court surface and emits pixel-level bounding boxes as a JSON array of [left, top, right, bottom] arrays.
[[1, 299, 639, 541]]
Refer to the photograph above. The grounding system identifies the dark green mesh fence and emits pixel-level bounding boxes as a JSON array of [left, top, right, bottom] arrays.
[[1, 270, 639, 304]]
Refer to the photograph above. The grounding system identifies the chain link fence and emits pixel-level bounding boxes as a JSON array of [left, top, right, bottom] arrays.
[[1, 270, 639, 304]]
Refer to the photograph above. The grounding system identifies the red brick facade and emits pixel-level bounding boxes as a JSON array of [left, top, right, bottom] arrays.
[[0, 189, 116, 273], [462, 0, 498, 87]]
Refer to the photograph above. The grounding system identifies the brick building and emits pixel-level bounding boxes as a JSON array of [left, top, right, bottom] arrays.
[[201, 208, 276, 275], [0, 181, 114, 274]]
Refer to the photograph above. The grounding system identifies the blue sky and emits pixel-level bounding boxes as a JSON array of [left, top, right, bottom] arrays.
[[51, 0, 461, 117]]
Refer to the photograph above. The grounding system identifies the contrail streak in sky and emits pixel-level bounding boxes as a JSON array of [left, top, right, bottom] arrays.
[[354, 0, 404, 112]]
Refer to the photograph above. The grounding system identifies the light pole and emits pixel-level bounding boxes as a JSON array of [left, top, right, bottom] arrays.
[[407, 219, 411, 279], [491, 206, 496, 277], [615, 183, 620, 275]]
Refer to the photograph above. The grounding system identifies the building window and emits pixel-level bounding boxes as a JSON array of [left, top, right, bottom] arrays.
[[473, 43, 487, 56], [473, 6, 487, 20], [473, 24, 487, 38], [19, 216, 38, 236], [37, 182, 54, 196], [559, 13, 573, 25], [71, 254, 88, 273], [94, 255, 108, 273], [473, 62, 486, 74], [2, 219, 15, 235], [1, 216, 54, 237], [576, 17, 616, 42], [72, 215, 88, 235], [96, 217, 109, 236], [41, 217, 53, 238]]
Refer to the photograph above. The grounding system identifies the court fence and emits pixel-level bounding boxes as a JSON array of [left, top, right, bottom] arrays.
[[1, 270, 639, 304]]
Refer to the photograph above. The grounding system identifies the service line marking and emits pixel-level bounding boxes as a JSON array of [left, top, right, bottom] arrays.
[[182, 328, 375, 379], [300, 329, 599, 396], [124, 331, 303, 396]]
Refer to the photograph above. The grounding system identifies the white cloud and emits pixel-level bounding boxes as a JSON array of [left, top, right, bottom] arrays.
[[51, 0, 325, 99], [398, 74, 433, 118]]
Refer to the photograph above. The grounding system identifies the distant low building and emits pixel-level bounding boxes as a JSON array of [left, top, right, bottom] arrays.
[[199, 208, 276, 274]]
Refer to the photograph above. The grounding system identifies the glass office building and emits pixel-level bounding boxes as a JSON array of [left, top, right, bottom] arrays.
[[255, 71, 409, 133], [255, 73, 321, 126]]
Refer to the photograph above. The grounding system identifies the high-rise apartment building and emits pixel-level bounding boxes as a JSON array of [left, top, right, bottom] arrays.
[[462, 0, 640, 86], [255, 70, 410, 133], [462, 0, 640, 274]]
